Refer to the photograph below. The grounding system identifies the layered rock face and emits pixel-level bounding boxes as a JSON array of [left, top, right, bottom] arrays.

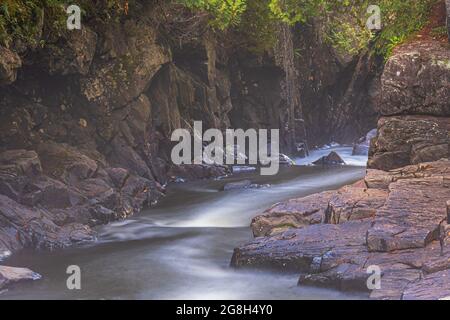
[[232, 40, 450, 300], [369, 40, 450, 171], [0, 4, 231, 254]]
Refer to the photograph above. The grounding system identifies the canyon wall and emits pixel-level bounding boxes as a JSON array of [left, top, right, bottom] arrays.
[[0, 2, 377, 254]]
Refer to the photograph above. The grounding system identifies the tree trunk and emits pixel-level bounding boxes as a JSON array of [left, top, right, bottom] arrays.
[[447, 0, 450, 42]]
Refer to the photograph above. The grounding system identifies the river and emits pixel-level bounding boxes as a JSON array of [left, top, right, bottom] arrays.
[[1, 147, 368, 300]]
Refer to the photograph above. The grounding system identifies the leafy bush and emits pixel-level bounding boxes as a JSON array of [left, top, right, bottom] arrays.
[[0, 0, 438, 59], [177, 0, 438, 58], [0, 0, 128, 47]]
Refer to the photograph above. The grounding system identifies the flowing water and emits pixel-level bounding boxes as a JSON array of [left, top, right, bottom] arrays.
[[1, 147, 368, 300]]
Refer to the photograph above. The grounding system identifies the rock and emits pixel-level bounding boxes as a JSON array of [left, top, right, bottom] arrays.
[[279, 154, 295, 166], [223, 180, 252, 191], [37, 142, 98, 185], [367, 177, 449, 252], [403, 270, 450, 300], [380, 40, 450, 116], [0, 266, 41, 290], [352, 129, 377, 156], [365, 160, 450, 189], [0, 194, 95, 251], [368, 116, 450, 171], [232, 221, 371, 273], [0, 150, 42, 177], [251, 191, 334, 237], [325, 185, 388, 224], [0, 47, 21, 86], [251, 182, 388, 237], [41, 27, 97, 75], [0, 250, 11, 262], [233, 160, 450, 299], [312, 151, 346, 166], [80, 21, 170, 111], [167, 164, 229, 182]]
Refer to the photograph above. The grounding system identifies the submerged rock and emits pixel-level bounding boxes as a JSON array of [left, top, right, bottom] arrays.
[[223, 180, 252, 191], [223, 180, 270, 191], [312, 151, 346, 166]]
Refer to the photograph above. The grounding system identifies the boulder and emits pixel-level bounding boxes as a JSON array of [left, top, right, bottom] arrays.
[[251, 191, 334, 237], [368, 116, 450, 171], [0, 266, 41, 290], [380, 40, 450, 116], [0, 194, 94, 251], [168, 164, 229, 182], [279, 154, 295, 166], [232, 221, 371, 273], [0, 47, 21, 86], [223, 180, 252, 191], [312, 151, 345, 166], [251, 182, 388, 237]]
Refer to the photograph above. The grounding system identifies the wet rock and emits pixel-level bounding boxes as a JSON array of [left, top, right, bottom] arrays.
[[232, 221, 371, 273], [0, 194, 95, 251], [312, 151, 345, 166], [223, 180, 252, 191], [380, 40, 450, 116], [0, 266, 41, 290], [168, 164, 229, 182], [0, 250, 11, 262], [251, 191, 334, 237], [251, 182, 387, 237], [279, 154, 295, 166], [0, 47, 21, 85], [352, 129, 377, 156]]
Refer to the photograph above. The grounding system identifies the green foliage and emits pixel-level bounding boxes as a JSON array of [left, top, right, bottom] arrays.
[[177, 0, 247, 30], [0, 0, 438, 60], [0, 0, 127, 47], [373, 0, 437, 58]]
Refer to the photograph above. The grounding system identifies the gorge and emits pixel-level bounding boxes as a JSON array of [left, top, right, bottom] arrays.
[[0, 0, 449, 300]]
